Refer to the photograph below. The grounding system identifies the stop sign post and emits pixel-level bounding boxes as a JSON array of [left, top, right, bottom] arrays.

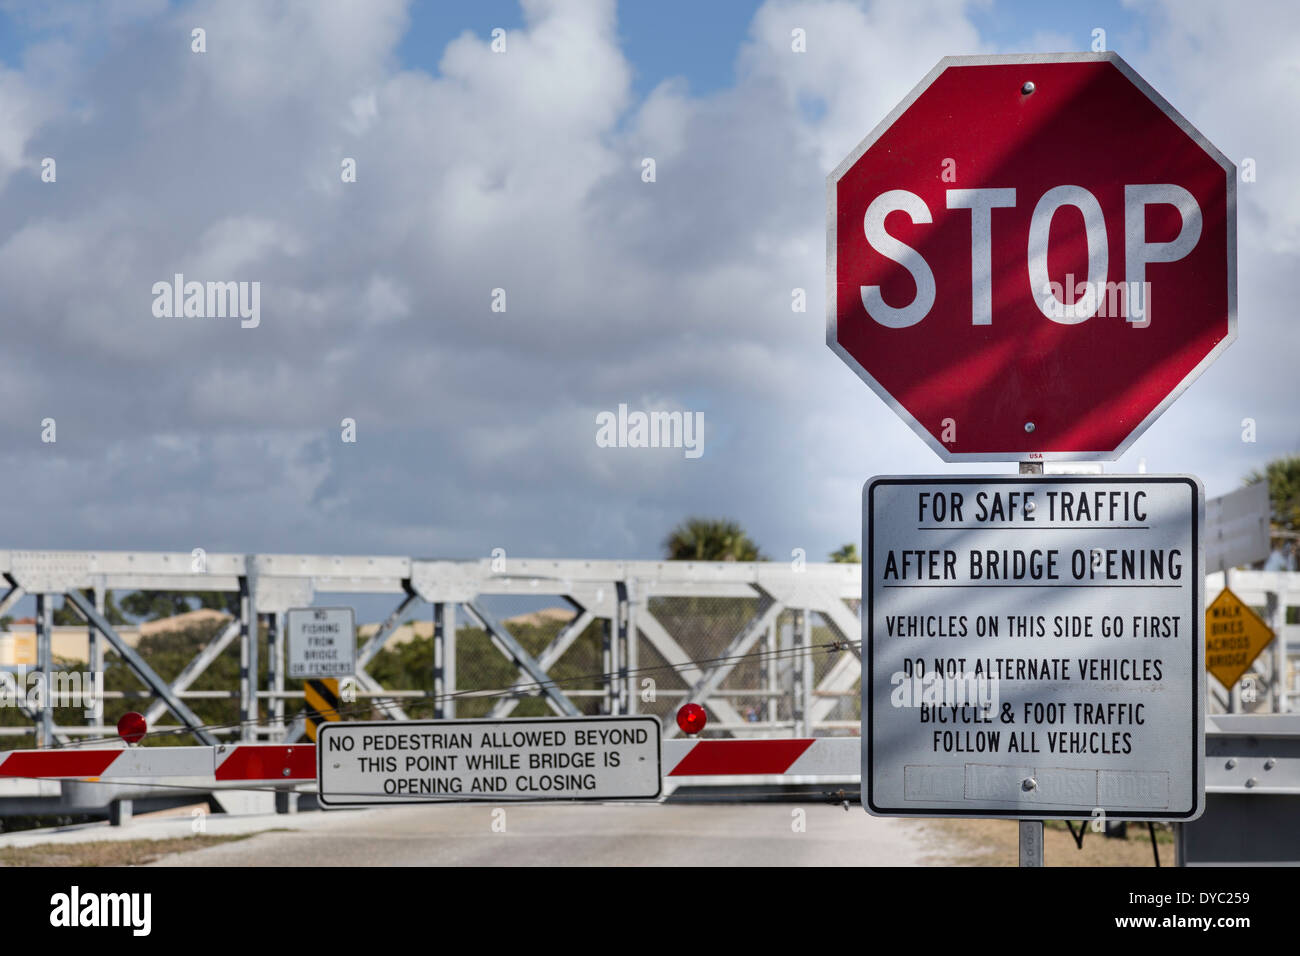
[[834, 54, 1230, 862], [827, 52, 1236, 460]]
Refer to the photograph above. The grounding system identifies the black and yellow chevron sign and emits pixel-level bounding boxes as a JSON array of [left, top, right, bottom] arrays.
[[303, 678, 341, 742]]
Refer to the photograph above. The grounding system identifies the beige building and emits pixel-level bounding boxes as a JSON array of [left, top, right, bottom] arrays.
[[355, 607, 575, 646], [0, 608, 231, 666], [0, 606, 571, 667]]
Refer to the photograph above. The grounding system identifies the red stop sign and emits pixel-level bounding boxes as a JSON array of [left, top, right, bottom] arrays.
[[827, 53, 1236, 460]]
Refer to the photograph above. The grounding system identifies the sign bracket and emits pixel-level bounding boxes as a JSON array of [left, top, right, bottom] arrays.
[[1018, 460, 1045, 866]]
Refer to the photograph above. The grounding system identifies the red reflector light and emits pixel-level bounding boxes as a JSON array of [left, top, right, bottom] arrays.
[[676, 703, 707, 735], [117, 711, 148, 745]]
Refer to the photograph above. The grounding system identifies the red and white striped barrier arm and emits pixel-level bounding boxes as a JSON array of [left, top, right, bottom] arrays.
[[0, 738, 860, 786], [0, 744, 315, 787], [663, 737, 859, 777]]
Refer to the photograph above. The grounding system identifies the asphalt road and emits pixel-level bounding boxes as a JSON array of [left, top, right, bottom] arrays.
[[151, 803, 929, 866]]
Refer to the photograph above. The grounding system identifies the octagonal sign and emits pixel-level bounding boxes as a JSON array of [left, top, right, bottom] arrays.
[[827, 53, 1236, 460]]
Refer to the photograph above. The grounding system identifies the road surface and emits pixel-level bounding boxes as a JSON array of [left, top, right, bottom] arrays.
[[150, 802, 929, 866]]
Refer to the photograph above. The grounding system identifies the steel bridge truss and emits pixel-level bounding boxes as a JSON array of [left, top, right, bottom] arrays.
[[0, 551, 864, 746]]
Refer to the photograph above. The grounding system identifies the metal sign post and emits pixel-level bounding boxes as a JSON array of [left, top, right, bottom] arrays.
[[831, 51, 1231, 870], [1018, 819, 1043, 867], [1019, 461, 1044, 867]]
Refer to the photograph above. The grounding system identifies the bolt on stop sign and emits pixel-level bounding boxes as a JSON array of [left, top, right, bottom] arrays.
[[827, 53, 1236, 460]]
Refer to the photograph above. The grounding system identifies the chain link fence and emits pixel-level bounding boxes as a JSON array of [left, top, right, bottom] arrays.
[[361, 592, 864, 737]]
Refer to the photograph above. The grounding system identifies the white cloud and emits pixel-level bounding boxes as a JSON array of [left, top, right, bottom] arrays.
[[1106, 0, 1300, 490], [0, 0, 1292, 565]]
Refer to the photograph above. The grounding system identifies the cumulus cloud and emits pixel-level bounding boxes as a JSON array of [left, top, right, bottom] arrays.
[[1101, 0, 1300, 487], [0, 0, 1291, 564]]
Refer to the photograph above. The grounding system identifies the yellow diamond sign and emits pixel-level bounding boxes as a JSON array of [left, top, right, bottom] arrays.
[[1205, 588, 1274, 690]]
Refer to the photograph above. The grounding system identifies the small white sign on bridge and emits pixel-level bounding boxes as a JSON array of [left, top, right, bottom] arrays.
[[287, 606, 356, 679], [317, 716, 662, 807]]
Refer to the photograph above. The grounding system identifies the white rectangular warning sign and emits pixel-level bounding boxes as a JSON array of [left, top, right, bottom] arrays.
[[317, 716, 663, 806], [287, 606, 356, 679], [863, 475, 1204, 821]]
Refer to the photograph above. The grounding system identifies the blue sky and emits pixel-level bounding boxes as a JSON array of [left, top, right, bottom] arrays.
[[394, 1, 1150, 97], [0, 1, 772, 96], [0, 0, 1152, 95], [397, 0, 767, 99], [0, 0, 1294, 625]]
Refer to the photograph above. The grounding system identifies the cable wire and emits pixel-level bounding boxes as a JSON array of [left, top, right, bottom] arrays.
[[6, 638, 860, 750]]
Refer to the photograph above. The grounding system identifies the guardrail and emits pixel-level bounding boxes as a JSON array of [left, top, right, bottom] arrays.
[[0, 736, 861, 820], [4, 718, 1298, 865], [1179, 715, 1300, 865]]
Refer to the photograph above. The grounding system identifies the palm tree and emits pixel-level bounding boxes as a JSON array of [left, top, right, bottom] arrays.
[[1246, 455, 1300, 539], [663, 518, 763, 562], [829, 543, 860, 564]]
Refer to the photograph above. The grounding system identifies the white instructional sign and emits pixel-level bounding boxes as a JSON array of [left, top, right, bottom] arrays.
[[318, 716, 662, 807], [863, 475, 1204, 821]]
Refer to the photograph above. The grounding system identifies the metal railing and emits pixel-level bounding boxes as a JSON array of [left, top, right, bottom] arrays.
[[0, 551, 863, 748]]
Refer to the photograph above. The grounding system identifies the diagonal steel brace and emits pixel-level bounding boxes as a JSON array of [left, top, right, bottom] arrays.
[[463, 601, 581, 716], [64, 589, 219, 745]]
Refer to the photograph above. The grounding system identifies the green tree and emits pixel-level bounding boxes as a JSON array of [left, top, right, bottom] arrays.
[[365, 617, 608, 719], [829, 543, 860, 564], [52, 590, 127, 626], [102, 616, 253, 744], [1246, 454, 1300, 537], [0, 615, 248, 751], [118, 590, 239, 621], [663, 518, 763, 561]]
